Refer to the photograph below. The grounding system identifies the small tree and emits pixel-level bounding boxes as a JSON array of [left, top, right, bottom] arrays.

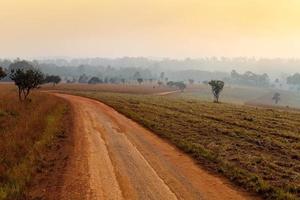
[[0, 67, 6, 80], [167, 81, 174, 87], [287, 73, 300, 86], [10, 69, 44, 101], [208, 80, 224, 103], [272, 92, 281, 104], [174, 82, 186, 92], [44, 75, 61, 86], [52, 76, 61, 85], [137, 78, 143, 85], [88, 77, 102, 84], [133, 72, 141, 80], [78, 74, 89, 83]]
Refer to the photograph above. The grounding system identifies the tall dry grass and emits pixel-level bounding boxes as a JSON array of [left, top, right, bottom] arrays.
[[0, 84, 68, 199]]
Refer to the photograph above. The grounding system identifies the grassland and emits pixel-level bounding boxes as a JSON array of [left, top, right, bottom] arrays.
[[42, 83, 177, 94], [173, 84, 300, 109], [44, 83, 300, 108], [0, 84, 70, 200], [173, 84, 270, 104], [63, 90, 300, 200]]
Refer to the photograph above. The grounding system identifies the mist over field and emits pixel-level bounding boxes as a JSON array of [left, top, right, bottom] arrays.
[[1, 56, 299, 78]]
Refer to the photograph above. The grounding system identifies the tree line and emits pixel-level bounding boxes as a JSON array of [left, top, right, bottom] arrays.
[[1, 60, 295, 104], [0, 60, 227, 103], [0, 61, 61, 101]]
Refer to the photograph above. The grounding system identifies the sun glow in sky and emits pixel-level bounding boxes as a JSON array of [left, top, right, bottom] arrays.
[[1, 0, 300, 58]]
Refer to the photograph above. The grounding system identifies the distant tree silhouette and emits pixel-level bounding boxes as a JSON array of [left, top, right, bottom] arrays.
[[287, 73, 300, 86], [78, 74, 89, 83], [167, 81, 174, 87], [9, 60, 33, 72], [272, 93, 281, 104], [166, 81, 186, 92], [137, 78, 143, 85], [209, 80, 225, 103], [174, 82, 186, 92], [230, 70, 269, 87], [0, 67, 6, 80], [133, 71, 141, 79], [44, 75, 61, 86], [88, 77, 102, 84]]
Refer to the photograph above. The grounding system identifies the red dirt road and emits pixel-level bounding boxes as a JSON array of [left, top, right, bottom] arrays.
[[55, 93, 256, 200]]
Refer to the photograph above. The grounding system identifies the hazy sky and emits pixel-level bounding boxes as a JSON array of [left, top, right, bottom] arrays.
[[1, 0, 300, 58]]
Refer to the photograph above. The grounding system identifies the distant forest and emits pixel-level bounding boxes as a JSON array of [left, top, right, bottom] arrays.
[[1, 57, 300, 90]]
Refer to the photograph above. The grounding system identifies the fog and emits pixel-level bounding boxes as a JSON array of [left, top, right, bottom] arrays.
[[1, 56, 299, 83], [7, 57, 300, 78]]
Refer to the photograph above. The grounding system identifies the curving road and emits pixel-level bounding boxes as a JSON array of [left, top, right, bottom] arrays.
[[55, 93, 256, 200]]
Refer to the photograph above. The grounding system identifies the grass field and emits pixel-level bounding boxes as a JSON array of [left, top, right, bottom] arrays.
[[174, 84, 300, 109], [42, 83, 177, 94], [0, 84, 69, 200], [62, 90, 300, 200], [177, 84, 271, 104], [48, 83, 300, 109]]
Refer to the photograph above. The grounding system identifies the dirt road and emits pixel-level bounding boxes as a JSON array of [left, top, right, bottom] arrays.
[[55, 93, 256, 200], [155, 90, 180, 96]]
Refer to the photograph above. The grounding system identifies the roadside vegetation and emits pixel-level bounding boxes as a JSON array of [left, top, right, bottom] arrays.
[[63, 91, 300, 199], [0, 84, 69, 200]]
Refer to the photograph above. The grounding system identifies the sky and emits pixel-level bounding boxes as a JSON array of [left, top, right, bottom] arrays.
[[1, 0, 300, 58]]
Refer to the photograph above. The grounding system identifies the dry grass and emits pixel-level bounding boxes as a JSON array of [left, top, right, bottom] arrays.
[[174, 84, 271, 104], [42, 83, 176, 94], [173, 84, 300, 109], [0, 84, 69, 200], [64, 91, 300, 200]]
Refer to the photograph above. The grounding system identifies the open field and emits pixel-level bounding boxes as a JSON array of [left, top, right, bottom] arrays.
[[42, 83, 177, 94], [45, 83, 300, 109], [60, 90, 300, 199], [173, 84, 300, 107], [246, 90, 300, 109], [174, 84, 271, 104], [0, 84, 70, 200]]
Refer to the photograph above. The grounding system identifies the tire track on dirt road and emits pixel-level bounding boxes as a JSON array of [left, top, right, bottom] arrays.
[[54, 93, 258, 200]]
